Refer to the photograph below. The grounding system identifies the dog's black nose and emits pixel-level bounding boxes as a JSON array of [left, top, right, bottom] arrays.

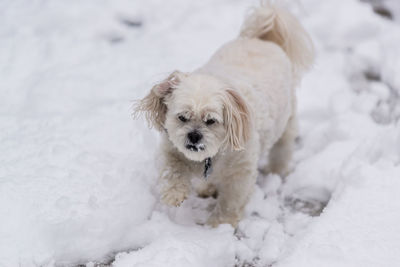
[[187, 131, 202, 144]]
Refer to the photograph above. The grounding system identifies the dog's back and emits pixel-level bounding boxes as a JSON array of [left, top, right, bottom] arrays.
[[202, 3, 314, 83], [240, 3, 315, 80]]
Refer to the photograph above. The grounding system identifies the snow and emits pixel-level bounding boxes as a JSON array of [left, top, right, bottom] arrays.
[[0, 0, 399, 266]]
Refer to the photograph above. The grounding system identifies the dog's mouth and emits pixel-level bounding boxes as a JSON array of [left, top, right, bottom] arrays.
[[185, 143, 205, 152]]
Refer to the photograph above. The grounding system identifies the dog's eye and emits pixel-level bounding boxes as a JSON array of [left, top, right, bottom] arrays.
[[205, 119, 215, 125], [178, 115, 188, 122]]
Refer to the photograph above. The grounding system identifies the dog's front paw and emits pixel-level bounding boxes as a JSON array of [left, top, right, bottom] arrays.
[[207, 211, 239, 228], [161, 183, 190, 207]]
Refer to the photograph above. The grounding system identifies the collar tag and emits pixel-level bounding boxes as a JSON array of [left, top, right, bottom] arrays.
[[204, 157, 212, 179]]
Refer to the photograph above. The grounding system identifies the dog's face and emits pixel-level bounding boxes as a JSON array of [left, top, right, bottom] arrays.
[[134, 71, 251, 162], [163, 75, 227, 161]]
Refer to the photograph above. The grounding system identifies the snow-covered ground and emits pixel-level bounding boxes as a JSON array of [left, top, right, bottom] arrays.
[[1, 0, 399, 266]]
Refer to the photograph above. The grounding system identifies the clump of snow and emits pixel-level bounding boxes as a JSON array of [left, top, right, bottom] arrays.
[[112, 214, 235, 267], [1, 0, 400, 266]]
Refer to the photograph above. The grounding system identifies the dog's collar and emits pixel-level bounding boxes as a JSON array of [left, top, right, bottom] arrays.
[[204, 157, 212, 179]]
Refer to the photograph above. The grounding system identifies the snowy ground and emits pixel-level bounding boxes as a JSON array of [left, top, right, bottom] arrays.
[[1, 0, 400, 266]]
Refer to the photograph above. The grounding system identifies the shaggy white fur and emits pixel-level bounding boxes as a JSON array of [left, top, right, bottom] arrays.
[[134, 2, 314, 227]]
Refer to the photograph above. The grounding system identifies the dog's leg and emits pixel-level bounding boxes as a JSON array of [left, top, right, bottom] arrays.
[[159, 153, 192, 207], [267, 114, 298, 177], [207, 157, 257, 227]]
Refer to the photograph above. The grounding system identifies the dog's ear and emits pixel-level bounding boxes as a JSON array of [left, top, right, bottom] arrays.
[[223, 89, 251, 151], [133, 71, 183, 131]]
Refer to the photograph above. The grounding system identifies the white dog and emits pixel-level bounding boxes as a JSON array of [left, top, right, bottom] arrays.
[[134, 3, 314, 227]]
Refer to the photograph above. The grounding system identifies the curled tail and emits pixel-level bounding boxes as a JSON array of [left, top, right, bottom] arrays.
[[240, 2, 315, 79]]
